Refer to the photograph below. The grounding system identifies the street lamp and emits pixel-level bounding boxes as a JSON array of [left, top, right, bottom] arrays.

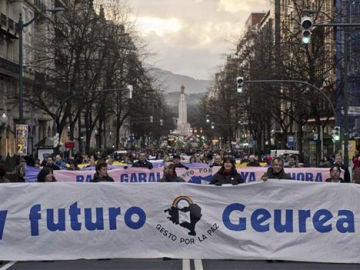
[[0, 113, 8, 156], [1, 113, 7, 126], [18, 8, 64, 124]]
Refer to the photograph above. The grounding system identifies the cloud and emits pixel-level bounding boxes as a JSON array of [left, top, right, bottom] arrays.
[[218, 0, 269, 13], [135, 16, 182, 37], [127, 0, 271, 79]]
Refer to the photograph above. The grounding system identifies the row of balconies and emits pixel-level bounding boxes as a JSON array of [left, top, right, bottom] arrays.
[[0, 0, 50, 33], [0, 13, 18, 38]]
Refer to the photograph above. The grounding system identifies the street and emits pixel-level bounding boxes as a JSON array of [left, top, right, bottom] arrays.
[[1, 259, 359, 270]]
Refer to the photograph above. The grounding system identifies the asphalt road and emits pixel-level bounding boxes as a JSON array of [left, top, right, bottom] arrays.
[[1, 259, 359, 270]]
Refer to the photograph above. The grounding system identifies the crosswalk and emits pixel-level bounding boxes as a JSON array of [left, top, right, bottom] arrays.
[[0, 261, 16, 270], [183, 259, 203, 270]]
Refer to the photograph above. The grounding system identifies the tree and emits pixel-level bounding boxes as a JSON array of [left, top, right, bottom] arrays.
[[28, 1, 168, 153]]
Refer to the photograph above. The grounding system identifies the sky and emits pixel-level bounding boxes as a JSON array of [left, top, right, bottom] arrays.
[[99, 0, 271, 80], [128, 0, 272, 80]]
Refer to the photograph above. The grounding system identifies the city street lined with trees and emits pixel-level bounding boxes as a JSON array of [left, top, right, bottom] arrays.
[[0, 0, 360, 267], [0, 1, 359, 168]]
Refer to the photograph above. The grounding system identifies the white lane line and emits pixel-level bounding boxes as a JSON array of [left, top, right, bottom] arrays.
[[182, 259, 191, 270], [194, 259, 203, 270], [0, 261, 17, 270]]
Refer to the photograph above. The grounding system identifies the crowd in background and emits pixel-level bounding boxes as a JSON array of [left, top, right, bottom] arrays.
[[0, 147, 359, 183]]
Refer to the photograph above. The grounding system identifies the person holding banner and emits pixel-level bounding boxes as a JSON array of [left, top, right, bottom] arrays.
[[91, 161, 114, 182], [333, 154, 350, 183], [132, 152, 153, 169], [15, 158, 26, 182], [172, 154, 189, 170], [37, 166, 57, 182], [209, 156, 244, 185], [160, 162, 185, 182], [325, 165, 345, 183], [261, 157, 291, 181]]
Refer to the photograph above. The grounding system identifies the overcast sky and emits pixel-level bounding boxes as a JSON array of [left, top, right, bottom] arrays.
[[123, 1, 271, 80]]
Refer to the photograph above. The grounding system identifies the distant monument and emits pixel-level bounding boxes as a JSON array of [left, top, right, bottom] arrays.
[[176, 85, 191, 136]]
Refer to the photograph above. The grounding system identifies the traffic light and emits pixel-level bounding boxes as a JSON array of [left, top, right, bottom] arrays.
[[236, 76, 244, 93], [301, 17, 313, 44], [206, 115, 210, 123], [126, 84, 133, 99], [160, 119, 163, 126], [150, 115, 153, 123], [332, 126, 340, 141]]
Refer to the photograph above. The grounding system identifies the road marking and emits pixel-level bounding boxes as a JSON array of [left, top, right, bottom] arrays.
[[194, 259, 203, 270], [182, 259, 190, 270], [0, 261, 17, 270]]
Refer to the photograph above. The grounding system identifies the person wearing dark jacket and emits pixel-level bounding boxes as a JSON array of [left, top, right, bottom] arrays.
[[160, 162, 185, 182], [209, 156, 244, 185], [172, 154, 189, 169], [261, 157, 291, 181], [15, 158, 26, 182], [246, 155, 260, 167], [333, 154, 350, 183], [91, 161, 114, 182], [37, 166, 57, 182], [325, 165, 345, 183], [132, 152, 153, 169], [209, 154, 222, 167]]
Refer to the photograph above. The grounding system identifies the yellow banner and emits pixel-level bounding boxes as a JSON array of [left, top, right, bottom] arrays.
[[15, 124, 28, 156]]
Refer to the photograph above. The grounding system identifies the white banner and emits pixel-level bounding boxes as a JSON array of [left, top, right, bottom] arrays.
[[53, 167, 331, 183], [0, 181, 358, 263]]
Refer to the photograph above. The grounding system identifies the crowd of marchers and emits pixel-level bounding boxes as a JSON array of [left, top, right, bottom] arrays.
[[0, 148, 359, 184]]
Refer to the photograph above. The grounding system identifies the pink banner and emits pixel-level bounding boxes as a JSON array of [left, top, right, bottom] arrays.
[[53, 167, 332, 183]]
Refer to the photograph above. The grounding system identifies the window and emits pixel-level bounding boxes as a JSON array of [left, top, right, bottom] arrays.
[[0, 14, 7, 27]]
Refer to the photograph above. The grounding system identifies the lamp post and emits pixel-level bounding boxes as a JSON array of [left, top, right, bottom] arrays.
[[301, 8, 360, 167], [0, 113, 8, 157], [17, 14, 28, 125], [1, 113, 7, 126], [18, 8, 64, 124]]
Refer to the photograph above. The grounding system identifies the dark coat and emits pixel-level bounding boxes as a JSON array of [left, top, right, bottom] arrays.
[[336, 163, 350, 183], [261, 167, 291, 180], [325, 177, 345, 183], [132, 160, 153, 169], [160, 174, 185, 182], [92, 173, 114, 182], [209, 170, 244, 185], [246, 161, 260, 167]]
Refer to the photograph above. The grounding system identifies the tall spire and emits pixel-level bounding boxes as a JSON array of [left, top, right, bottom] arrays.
[[181, 85, 185, 94], [176, 85, 191, 136], [99, 4, 105, 19]]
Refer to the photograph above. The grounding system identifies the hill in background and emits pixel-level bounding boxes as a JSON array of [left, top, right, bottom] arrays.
[[147, 67, 211, 113], [148, 67, 211, 94]]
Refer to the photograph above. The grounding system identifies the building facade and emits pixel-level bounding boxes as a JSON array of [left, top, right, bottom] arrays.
[[0, 0, 59, 158]]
